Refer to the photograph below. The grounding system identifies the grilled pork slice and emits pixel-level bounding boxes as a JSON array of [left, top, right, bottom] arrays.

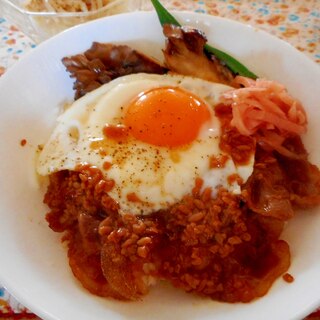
[[63, 42, 167, 99], [162, 24, 234, 85], [243, 138, 320, 221]]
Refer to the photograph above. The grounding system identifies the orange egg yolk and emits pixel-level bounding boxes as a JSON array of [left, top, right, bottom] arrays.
[[124, 86, 211, 148]]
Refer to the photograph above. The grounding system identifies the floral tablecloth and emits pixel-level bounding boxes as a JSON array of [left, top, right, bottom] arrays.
[[0, 0, 319, 319]]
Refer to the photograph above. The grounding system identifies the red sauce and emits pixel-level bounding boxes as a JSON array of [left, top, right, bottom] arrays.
[[227, 173, 243, 186], [103, 124, 129, 142], [103, 161, 112, 170], [209, 154, 229, 169], [215, 103, 255, 165], [127, 192, 143, 203], [20, 139, 27, 146], [282, 272, 294, 283], [99, 149, 107, 156]]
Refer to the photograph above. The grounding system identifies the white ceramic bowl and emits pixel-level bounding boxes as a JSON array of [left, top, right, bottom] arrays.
[[0, 10, 320, 320]]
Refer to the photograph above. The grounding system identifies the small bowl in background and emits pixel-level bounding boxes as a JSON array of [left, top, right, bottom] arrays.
[[0, 0, 142, 43]]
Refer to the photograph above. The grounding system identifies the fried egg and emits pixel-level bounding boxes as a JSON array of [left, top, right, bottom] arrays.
[[37, 73, 254, 215]]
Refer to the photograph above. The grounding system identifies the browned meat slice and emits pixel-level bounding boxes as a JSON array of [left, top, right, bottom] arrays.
[[243, 149, 294, 221], [243, 136, 320, 220], [62, 42, 167, 99], [67, 228, 124, 299], [99, 213, 163, 301], [244, 240, 290, 300], [162, 24, 234, 85], [100, 242, 149, 301], [276, 136, 320, 208], [78, 213, 101, 255]]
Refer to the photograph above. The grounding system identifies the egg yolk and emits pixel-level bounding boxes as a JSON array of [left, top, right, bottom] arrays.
[[124, 87, 211, 147]]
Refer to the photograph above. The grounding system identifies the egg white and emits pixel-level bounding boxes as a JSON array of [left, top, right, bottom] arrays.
[[37, 73, 254, 215]]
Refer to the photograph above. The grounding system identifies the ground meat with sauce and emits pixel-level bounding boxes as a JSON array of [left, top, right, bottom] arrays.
[[45, 163, 294, 302]]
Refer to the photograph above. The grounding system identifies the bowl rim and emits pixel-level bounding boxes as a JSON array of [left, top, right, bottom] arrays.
[[1, 10, 320, 320]]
